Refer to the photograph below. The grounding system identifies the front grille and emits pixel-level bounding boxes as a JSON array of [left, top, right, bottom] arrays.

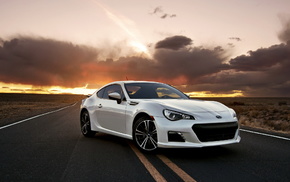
[[192, 122, 238, 142]]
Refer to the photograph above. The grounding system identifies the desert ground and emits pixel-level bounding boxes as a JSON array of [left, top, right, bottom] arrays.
[[0, 93, 289, 134], [0, 93, 86, 127]]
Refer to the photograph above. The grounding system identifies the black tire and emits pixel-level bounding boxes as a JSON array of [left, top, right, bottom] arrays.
[[80, 110, 96, 137], [133, 117, 158, 152]]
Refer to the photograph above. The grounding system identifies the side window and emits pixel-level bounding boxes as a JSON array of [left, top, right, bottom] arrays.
[[96, 88, 105, 98], [125, 85, 141, 97], [103, 84, 124, 99]]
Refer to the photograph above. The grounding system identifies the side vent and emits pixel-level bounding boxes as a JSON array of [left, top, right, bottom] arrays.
[[128, 101, 139, 106]]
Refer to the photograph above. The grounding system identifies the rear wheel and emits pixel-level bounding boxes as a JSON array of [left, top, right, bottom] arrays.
[[80, 110, 96, 137], [133, 117, 158, 152]]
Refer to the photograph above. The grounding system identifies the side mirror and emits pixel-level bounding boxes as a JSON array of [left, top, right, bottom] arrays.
[[108, 92, 122, 104]]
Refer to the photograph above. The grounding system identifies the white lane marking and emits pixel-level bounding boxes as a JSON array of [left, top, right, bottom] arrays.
[[240, 129, 290, 141], [157, 154, 197, 182], [0, 102, 77, 130], [129, 143, 166, 182]]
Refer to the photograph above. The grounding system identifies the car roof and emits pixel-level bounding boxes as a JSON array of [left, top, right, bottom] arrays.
[[95, 81, 168, 93], [109, 80, 163, 85]]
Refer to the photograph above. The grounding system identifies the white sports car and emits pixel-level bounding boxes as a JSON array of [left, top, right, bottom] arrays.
[[80, 81, 241, 152]]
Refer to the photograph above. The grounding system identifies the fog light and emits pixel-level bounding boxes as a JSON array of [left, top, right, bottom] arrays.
[[168, 131, 185, 142]]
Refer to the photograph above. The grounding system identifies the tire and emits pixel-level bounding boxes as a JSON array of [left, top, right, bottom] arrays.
[[80, 110, 96, 137], [133, 117, 158, 152]]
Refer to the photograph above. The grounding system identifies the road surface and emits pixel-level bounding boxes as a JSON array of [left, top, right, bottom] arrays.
[[0, 103, 289, 182]]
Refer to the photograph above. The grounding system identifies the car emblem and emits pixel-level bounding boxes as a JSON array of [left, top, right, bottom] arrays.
[[216, 115, 222, 119]]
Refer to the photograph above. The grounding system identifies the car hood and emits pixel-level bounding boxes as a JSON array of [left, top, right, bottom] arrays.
[[142, 99, 229, 113]]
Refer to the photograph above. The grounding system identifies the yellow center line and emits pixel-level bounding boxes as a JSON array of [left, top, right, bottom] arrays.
[[157, 154, 197, 182], [129, 143, 167, 182]]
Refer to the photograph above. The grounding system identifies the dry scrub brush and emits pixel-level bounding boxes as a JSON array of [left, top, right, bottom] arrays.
[[229, 99, 290, 134], [199, 97, 290, 134]]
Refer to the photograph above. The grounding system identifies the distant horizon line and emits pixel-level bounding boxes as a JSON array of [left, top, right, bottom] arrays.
[[0, 92, 289, 98]]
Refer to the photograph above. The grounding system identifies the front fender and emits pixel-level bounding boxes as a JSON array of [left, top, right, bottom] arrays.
[[125, 101, 165, 136]]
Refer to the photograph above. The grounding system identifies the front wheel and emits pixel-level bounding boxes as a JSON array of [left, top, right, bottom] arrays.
[[80, 110, 96, 137], [133, 117, 158, 152]]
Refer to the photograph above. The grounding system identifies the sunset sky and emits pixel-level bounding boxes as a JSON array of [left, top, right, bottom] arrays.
[[0, 0, 290, 96]]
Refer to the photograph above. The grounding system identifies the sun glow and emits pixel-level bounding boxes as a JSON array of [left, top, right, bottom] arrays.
[[129, 40, 151, 57], [130, 41, 148, 53], [48, 86, 97, 95], [92, 0, 151, 58], [0, 82, 97, 95]]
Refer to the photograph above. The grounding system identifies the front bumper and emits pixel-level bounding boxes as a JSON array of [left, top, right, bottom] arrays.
[[154, 117, 241, 148]]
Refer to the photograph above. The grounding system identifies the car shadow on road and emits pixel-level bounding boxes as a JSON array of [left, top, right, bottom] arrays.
[[84, 133, 239, 160], [89, 133, 130, 147], [156, 145, 240, 161]]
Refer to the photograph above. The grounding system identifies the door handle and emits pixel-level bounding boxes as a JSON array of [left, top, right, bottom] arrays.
[[98, 104, 102, 108]]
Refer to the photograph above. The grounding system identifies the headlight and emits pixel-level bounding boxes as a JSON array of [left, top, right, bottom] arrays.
[[233, 112, 237, 118], [163, 109, 195, 121], [229, 108, 237, 118]]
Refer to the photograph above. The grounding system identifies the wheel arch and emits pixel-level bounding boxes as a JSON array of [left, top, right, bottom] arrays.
[[132, 112, 158, 152], [80, 107, 96, 137], [80, 108, 88, 119], [132, 112, 152, 130]]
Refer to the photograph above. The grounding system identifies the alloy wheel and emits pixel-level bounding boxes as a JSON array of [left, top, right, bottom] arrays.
[[134, 119, 158, 151]]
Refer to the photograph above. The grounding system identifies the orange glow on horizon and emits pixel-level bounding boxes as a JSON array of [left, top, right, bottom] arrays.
[[186, 90, 244, 97], [0, 82, 97, 95], [1, 82, 244, 97]]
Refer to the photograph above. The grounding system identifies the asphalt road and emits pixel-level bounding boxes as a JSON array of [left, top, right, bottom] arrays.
[[0, 103, 289, 182]]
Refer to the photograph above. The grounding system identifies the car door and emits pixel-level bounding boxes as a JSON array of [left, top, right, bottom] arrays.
[[95, 84, 127, 134]]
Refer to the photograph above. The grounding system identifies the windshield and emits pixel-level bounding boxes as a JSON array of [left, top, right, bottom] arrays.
[[125, 83, 189, 99]]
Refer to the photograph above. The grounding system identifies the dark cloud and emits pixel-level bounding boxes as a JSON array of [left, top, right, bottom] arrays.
[[278, 16, 290, 43], [227, 43, 235, 48], [229, 37, 242, 41], [0, 38, 4, 45], [0, 35, 227, 88], [155, 36, 193, 50], [160, 14, 168, 19], [94, 56, 157, 82], [153, 46, 229, 83], [190, 42, 290, 97], [151, 6, 176, 19], [229, 43, 290, 71], [93, 45, 229, 86], [1, 33, 290, 97], [0, 36, 99, 87], [152, 6, 162, 14], [160, 14, 177, 19]]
